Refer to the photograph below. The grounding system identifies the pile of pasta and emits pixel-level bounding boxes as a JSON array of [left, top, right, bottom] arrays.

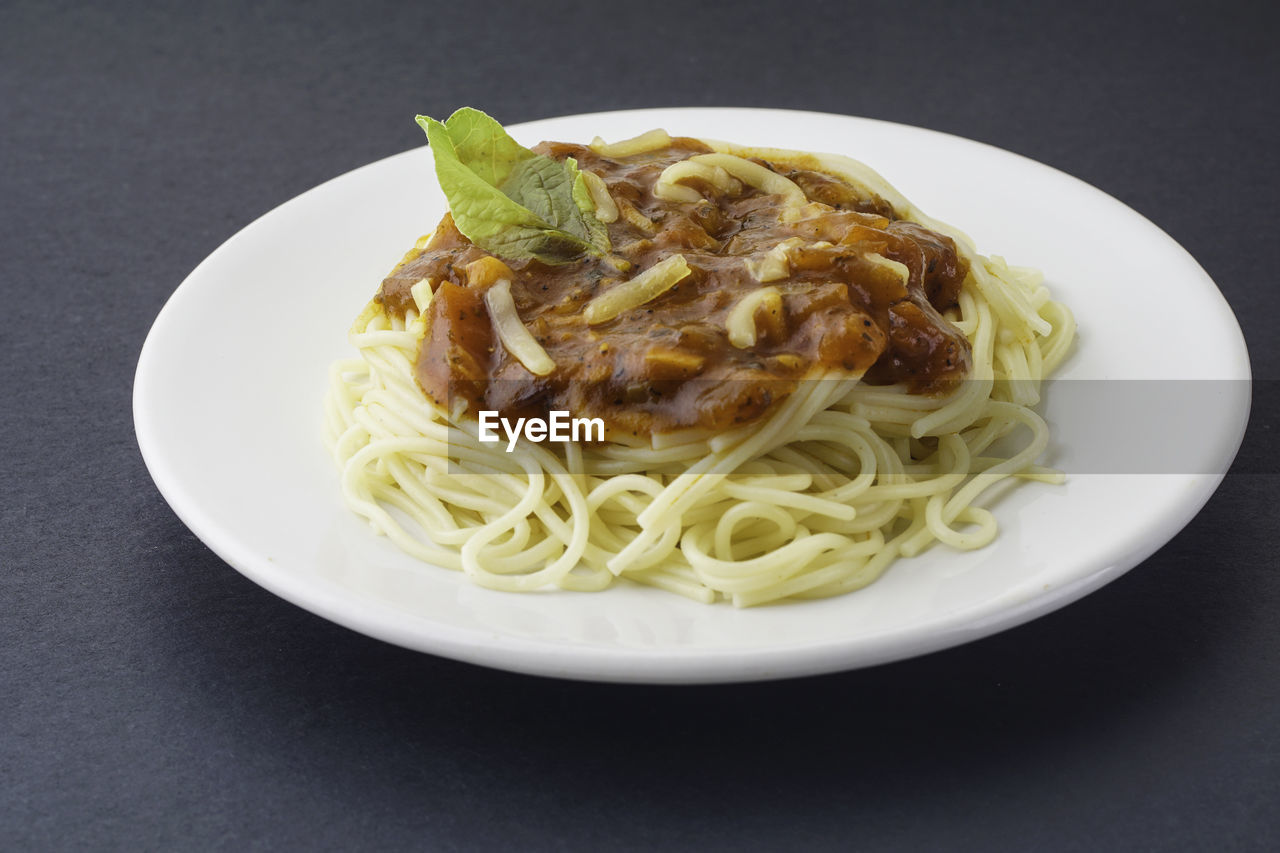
[[323, 139, 1075, 606]]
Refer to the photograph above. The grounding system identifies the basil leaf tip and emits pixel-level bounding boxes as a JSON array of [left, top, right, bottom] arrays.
[[417, 108, 610, 265]]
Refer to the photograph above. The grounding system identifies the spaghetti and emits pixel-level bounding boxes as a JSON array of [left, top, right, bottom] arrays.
[[323, 122, 1075, 606]]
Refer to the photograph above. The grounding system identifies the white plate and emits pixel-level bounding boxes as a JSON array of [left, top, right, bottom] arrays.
[[134, 108, 1250, 683]]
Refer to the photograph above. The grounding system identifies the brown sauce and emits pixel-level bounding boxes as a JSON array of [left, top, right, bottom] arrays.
[[376, 139, 971, 437]]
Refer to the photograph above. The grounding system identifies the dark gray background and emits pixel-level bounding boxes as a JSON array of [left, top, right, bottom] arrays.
[[3, 0, 1278, 849]]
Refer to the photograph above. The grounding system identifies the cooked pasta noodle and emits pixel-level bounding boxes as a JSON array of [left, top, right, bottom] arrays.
[[323, 133, 1075, 606]]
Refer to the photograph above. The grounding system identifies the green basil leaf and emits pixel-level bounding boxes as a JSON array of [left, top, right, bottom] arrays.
[[416, 108, 611, 264], [500, 155, 580, 237], [439, 106, 532, 187]]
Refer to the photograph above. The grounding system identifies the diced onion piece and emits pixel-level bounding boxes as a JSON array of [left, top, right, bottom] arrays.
[[687, 153, 807, 209], [654, 161, 743, 202], [589, 128, 672, 157], [582, 170, 619, 223], [864, 252, 910, 284], [584, 254, 691, 325], [743, 237, 804, 282], [772, 353, 805, 370], [410, 278, 434, 314], [644, 347, 705, 379], [464, 255, 515, 288], [484, 279, 556, 376], [727, 286, 783, 348]]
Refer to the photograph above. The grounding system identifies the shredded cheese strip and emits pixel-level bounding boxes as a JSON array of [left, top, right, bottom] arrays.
[[484, 279, 556, 376], [865, 252, 910, 284], [726, 286, 783, 348], [410, 278, 434, 313], [583, 254, 691, 325], [654, 183, 700, 204], [589, 129, 672, 158], [654, 160, 744, 202], [687, 153, 807, 209], [581, 170, 618, 223], [616, 198, 657, 234]]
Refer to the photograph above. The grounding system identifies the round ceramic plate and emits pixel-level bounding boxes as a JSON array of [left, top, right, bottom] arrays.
[[134, 108, 1250, 683]]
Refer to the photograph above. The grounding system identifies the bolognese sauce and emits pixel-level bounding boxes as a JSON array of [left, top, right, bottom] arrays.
[[376, 138, 970, 436]]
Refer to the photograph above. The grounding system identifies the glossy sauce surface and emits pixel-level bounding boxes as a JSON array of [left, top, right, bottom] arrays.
[[377, 139, 970, 437]]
